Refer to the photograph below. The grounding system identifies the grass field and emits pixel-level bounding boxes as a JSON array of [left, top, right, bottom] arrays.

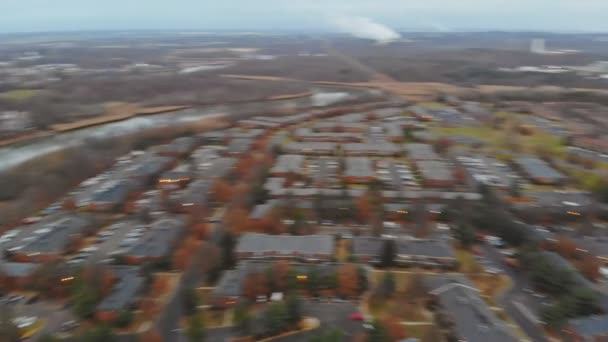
[[454, 247, 483, 274], [431, 124, 565, 158], [0, 89, 40, 100]]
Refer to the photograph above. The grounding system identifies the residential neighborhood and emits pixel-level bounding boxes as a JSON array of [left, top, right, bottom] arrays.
[[1, 95, 608, 342]]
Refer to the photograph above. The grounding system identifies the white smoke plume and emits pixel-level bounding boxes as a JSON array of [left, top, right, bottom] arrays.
[[330, 16, 401, 44]]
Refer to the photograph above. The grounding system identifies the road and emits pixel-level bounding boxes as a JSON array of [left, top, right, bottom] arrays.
[[481, 245, 549, 342]]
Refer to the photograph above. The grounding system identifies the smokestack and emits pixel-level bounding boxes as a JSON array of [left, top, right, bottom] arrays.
[[330, 16, 401, 44]]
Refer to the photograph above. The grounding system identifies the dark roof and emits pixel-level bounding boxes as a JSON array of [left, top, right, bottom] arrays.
[[0, 262, 38, 277], [404, 143, 439, 160], [344, 157, 374, 178], [270, 154, 305, 174], [416, 160, 454, 182], [514, 157, 565, 181], [236, 233, 334, 256], [96, 266, 144, 312], [352, 237, 455, 259], [214, 260, 338, 297], [19, 215, 93, 254], [227, 138, 253, 154], [568, 315, 608, 338], [425, 274, 517, 342], [127, 218, 184, 258]]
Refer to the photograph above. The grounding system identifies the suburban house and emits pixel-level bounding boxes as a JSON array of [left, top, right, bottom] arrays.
[[11, 215, 94, 262], [343, 157, 375, 184], [95, 266, 145, 322], [415, 160, 455, 188], [284, 142, 336, 155], [425, 275, 517, 342], [564, 314, 608, 342], [124, 218, 185, 264], [235, 233, 335, 262], [352, 237, 457, 269], [270, 154, 305, 177], [514, 157, 566, 185], [211, 260, 339, 307], [404, 143, 440, 161]]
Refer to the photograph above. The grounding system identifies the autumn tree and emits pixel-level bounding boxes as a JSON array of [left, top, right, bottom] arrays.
[[578, 255, 601, 282], [382, 317, 406, 341], [243, 272, 268, 301], [192, 223, 208, 240], [555, 237, 578, 259], [140, 329, 163, 342], [211, 180, 234, 204], [356, 195, 374, 224], [337, 264, 359, 298], [272, 261, 291, 292]]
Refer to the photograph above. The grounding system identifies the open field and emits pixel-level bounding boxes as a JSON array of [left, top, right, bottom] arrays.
[[0, 89, 41, 100]]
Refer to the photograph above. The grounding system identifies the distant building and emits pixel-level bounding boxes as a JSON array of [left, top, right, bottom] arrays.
[[235, 233, 335, 262], [514, 157, 566, 185], [0, 111, 31, 134], [415, 160, 455, 188], [404, 143, 439, 161], [125, 218, 185, 264], [96, 266, 144, 322], [344, 157, 375, 183], [270, 154, 305, 176]]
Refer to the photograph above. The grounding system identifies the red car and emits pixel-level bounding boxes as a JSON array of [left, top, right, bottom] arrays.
[[350, 313, 364, 321]]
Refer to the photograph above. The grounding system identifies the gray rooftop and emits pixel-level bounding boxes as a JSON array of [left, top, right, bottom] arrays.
[[416, 160, 454, 182], [0, 262, 38, 277], [345, 157, 374, 178], [425, 274, 517, 342], [96, 266, 144, 312], [352, 237, 455, 259], [343, 143, 401, 155], [127, 218, 184, 259], [514, 157, 565, 181], [270, 154, 305, 174], [284, 142, 336, 154], [404, 143, 439, 160], [227, 138, 254, 154], [19, 215, 93, 255], [236, 233, 334, 256], [568, 314, 608, 338]]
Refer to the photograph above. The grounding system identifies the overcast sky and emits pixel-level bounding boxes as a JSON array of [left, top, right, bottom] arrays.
[[2, 0, 608, 33]]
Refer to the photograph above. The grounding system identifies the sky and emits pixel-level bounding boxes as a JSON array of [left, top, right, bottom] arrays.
[[1, 0, 608, 33]]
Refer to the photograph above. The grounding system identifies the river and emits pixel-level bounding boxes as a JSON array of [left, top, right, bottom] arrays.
[[0, 89, 360, 172]]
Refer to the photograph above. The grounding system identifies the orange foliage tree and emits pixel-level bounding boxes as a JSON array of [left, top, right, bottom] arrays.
[[337, 264, 359, 298], [578, 255, 601, 282], [555, 237, 579, 259], [355, 195, 373, 224], [212, 180, 234, 204], [383, 317, 407, 341], [192, 223, 208, 240], [243, 272, 268, 300], [272, 261, 291, 291], [140, 329, 163, 342]]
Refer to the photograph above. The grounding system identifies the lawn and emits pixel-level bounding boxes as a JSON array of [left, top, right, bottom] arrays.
[[336, 239, 351, 262], [454, 247, 483, 274], [431, 124, 565, 158], [469, 274, 512, 300], [0, 89, 40, 100], [368, 270, 433, 322], [370, 270, 413, 293]]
